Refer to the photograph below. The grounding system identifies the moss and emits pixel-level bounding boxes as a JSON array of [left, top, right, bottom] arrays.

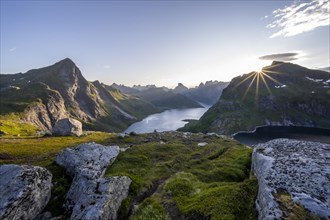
[[273, 189, 322, 220], [0, 132, 258, 219]]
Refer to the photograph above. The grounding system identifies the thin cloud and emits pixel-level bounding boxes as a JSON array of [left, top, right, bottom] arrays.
[[9, 47, 17, 52], [103, 65, 111, 69], [259, 52, 299, 61], [267, 0, 330, 38]]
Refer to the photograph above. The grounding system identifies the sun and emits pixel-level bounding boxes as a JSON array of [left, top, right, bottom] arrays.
[[235, 66, 284, 105]]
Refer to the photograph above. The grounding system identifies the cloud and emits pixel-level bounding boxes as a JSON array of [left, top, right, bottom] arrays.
[[259, 52, 299, 61], [267, 0, 330, 38], [103, 65, 111, 69], [9, 47, 17, 52]]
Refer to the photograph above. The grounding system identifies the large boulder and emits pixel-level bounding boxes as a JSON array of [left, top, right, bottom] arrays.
[[253, 139, 330, 219], [56, 142, 131, 220], [0, 165, 52, 220], [52, 118, 83, 136]]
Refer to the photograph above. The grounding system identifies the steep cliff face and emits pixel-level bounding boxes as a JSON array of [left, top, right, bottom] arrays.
[[0, 58, 158, 132], [181, 61, 330, 134]]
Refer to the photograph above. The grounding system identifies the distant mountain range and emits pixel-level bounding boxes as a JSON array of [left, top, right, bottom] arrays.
[[180, 61, 330, 134], [113, 80, 229, 107], [0, 58, 227, 133]]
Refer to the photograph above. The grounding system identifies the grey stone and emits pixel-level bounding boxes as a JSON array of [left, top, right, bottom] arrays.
[[0, 164, 52, 220], [56, 142, 131, 220], [52, 118, 83, 136], [253, 139, 330, 219]]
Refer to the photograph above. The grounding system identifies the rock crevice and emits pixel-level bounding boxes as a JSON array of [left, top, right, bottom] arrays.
[[56, 142, 131, 220]]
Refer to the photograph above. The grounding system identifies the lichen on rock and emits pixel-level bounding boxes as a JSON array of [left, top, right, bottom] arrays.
[[0, 164, 52, 220], [56, 142, 131, 220], [253, 139, 330, 219]]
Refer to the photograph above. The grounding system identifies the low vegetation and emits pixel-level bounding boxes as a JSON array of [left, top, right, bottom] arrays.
[[0, 130, 258, 219]]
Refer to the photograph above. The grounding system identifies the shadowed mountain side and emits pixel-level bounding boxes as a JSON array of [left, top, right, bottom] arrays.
[[180, 61, 330, 134], [112, 84, 203, 109]]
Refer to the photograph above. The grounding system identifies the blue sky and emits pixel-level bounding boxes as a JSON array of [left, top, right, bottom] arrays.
[[1, 0, 329, 87]]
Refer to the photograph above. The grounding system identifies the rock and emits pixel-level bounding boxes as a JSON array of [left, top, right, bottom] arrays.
[[197, 142, 207, 147], [56, 142, 119, 179], [253, 139, 330, 219], [0, 164, 52, 220], [52, 118, 83, 136], [56, 142, 131, 220], [35, 211, 53, 220], [68, 176, 131, 220]]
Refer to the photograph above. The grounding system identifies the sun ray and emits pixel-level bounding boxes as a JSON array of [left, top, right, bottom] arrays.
[[262, 69, 284, 75], [262, 72, 282, 85], [255, 72, 260, 103], [243, 72, 258, 99], [233, 72, 257, 89], [260, 72, 272, 95]]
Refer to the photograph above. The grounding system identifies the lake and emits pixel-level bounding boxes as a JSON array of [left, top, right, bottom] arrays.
[[123, 106, 210, 134], [233, 126, 330, 146]]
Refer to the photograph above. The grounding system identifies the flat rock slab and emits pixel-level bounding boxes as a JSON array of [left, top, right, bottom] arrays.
[[56, 142, 131, 220], [0, 164, 52, 220], [253, 138, 330, 219], [56, 142, 120, 179]]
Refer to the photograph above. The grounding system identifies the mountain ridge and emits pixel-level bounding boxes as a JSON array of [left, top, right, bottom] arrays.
[[180, 61, 330, 134], [0, 58, 159, 132]]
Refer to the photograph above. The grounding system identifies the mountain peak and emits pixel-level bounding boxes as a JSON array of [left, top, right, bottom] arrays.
[[55, 58, 76, 67]]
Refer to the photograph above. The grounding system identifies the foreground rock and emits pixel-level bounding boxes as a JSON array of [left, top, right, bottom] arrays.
[[0, 165, 52, 219], [52, 118, 83, 136], [56, 142, 131, 220], [253, 139, 330, 219]]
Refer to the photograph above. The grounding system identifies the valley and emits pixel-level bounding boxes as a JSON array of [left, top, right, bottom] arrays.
[[0, 59, 329, 220]]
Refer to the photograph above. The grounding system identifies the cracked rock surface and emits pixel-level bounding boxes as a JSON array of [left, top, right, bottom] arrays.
[[253, 138, 330, 219], [56, 142, 131, 220], [0, 164, 52, 220]]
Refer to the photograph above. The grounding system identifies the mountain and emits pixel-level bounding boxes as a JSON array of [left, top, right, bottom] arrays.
[[173, 83, 189, 94], [112, 84, 202, 109], [135, 87, 202, 109], [174, 81, 229, 105], [180, 61, 330, 134], [0, 58, 158, 132]]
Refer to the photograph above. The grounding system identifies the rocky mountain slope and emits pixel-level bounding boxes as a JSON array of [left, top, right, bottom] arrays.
[[112, 84, 203, 109], [181, 61, 330, 134], [0, 58, 158, 132], [173, 81, 229, 105]]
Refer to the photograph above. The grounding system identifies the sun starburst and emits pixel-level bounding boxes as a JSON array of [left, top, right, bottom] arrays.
[[235, 68, 284, 105]]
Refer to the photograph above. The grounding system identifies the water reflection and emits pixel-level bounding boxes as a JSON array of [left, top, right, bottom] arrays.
[[124, 106, 210, 134]]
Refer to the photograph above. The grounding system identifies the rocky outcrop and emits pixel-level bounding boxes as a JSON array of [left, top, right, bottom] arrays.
[[0, 164, 52, 219], [22, 83, 68, 131], [56, 142, 132, 220], [252, 139, 330, 219], [52, 118, 83, 136]]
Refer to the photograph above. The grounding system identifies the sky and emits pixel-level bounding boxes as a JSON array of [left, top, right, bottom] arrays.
[[1, 0, 329, 88]]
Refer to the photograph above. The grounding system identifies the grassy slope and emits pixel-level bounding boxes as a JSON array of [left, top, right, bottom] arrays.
[[0, 132, 257, 219]]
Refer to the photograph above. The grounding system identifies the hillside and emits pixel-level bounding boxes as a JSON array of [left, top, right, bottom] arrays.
[[173, 81, 229, 105], [112, 84, 203, 109], [180, 61, 330, 134], [0, 131, 257, 219], [0, 58, 158, 133]]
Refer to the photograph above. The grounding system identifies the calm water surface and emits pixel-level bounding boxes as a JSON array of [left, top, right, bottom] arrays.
[[233, 126, 330, 145], [124, 106, 210, 134]]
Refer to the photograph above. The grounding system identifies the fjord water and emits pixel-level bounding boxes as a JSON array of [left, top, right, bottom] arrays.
[[124, 106, 210, 133], [233, 126, 330, 146]]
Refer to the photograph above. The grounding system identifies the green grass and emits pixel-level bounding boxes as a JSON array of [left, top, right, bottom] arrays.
[[0, 113, 40, 137], [0, 131, 116, 216], [0, 132, 258, 219], [104, 133, 258, 219]]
